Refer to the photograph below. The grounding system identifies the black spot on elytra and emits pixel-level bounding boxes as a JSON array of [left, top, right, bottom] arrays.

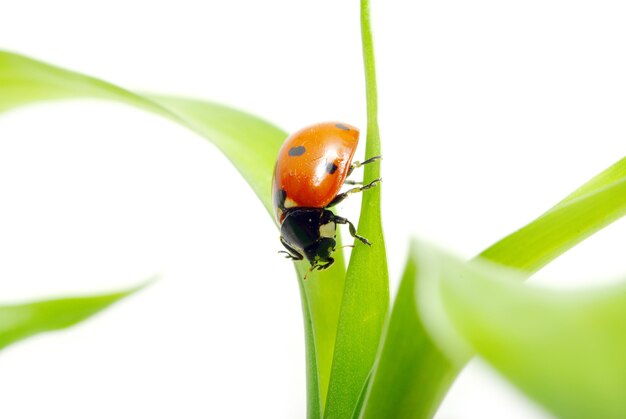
[[335, 123, 350, 131], [288, 146, 306, 156], [326, 162, 339, 174]]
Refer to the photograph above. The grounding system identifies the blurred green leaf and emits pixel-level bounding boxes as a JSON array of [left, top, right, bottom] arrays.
[[0, 286, 142, 351], [0, 50, 347, 418], [0, 52, 282, 215], [323, 1, 389, 417], [412, 241, 626, 419], [360, 156, 626, 418]]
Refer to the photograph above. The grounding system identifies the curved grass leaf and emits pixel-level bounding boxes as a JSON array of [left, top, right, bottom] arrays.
[[0, 286, 142, 351], [0, 52, 280, 216], [323, 1, 390, 417], [413, 241, 626, 419], [0, 50, 346, 418], [360, 156, 626, 418], [480, 156, 626, 271]]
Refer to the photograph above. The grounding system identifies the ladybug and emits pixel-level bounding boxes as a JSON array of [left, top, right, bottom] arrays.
[[272, 122, 381, 276]]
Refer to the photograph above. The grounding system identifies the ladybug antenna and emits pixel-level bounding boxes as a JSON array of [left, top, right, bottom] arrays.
[[303, 265, 315, 281]]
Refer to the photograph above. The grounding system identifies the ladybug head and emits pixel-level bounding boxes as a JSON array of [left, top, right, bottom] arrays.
[[280, 208, 338, 270], [303, 237, 337, 267]]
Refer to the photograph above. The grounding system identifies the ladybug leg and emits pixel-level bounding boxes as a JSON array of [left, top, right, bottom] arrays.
[[316, 257, 335, 271], [326, 178, 382, 208], [304, 260, 333, 280], [279, 251, 302, 260], [279, 236, 304, 261], [332, 215, 372, 246], [344, 180, 363, 185], [347, 155, 382, 177]]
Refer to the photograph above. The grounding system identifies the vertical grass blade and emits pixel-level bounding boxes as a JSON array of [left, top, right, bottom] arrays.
[[324, 1, 390, 417]]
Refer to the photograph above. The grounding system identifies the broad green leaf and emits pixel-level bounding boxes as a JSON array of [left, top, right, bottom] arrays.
[[360, 156, 626, 418], [324, 1, 390, 417], [0, 286, 141, 351], [412, 241, 626, 419], [0, 50, 346, 418]]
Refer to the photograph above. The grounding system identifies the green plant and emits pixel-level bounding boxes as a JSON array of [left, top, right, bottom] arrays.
[[0, 1, 625, 418]]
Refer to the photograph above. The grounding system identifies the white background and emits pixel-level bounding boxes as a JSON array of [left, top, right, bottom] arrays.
[[1, 1, 625, 418]]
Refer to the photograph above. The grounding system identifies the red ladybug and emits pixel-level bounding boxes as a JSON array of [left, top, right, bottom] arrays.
[[272, 122, 381, 275]]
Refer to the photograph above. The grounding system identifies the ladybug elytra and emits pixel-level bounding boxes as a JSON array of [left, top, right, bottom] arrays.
[[271, 122, 381, 277]]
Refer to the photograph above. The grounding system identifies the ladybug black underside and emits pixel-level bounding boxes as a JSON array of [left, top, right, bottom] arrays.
[[276, 155, 382, 273], [279, 207, 371, 271], [280, 208, 337, 269]]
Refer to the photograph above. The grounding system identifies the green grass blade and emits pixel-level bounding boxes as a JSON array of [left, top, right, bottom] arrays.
[[360, 157, 626, 418], [0, 286, 142, 351], [553, 156, 626, 207], [359, 255, 456, 419], [0, 52, 281, 215], [480, 156, 626, 271], [0, 50, 347, 418], [413, 241, 626, 419], [324, 1, 390, 417]]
